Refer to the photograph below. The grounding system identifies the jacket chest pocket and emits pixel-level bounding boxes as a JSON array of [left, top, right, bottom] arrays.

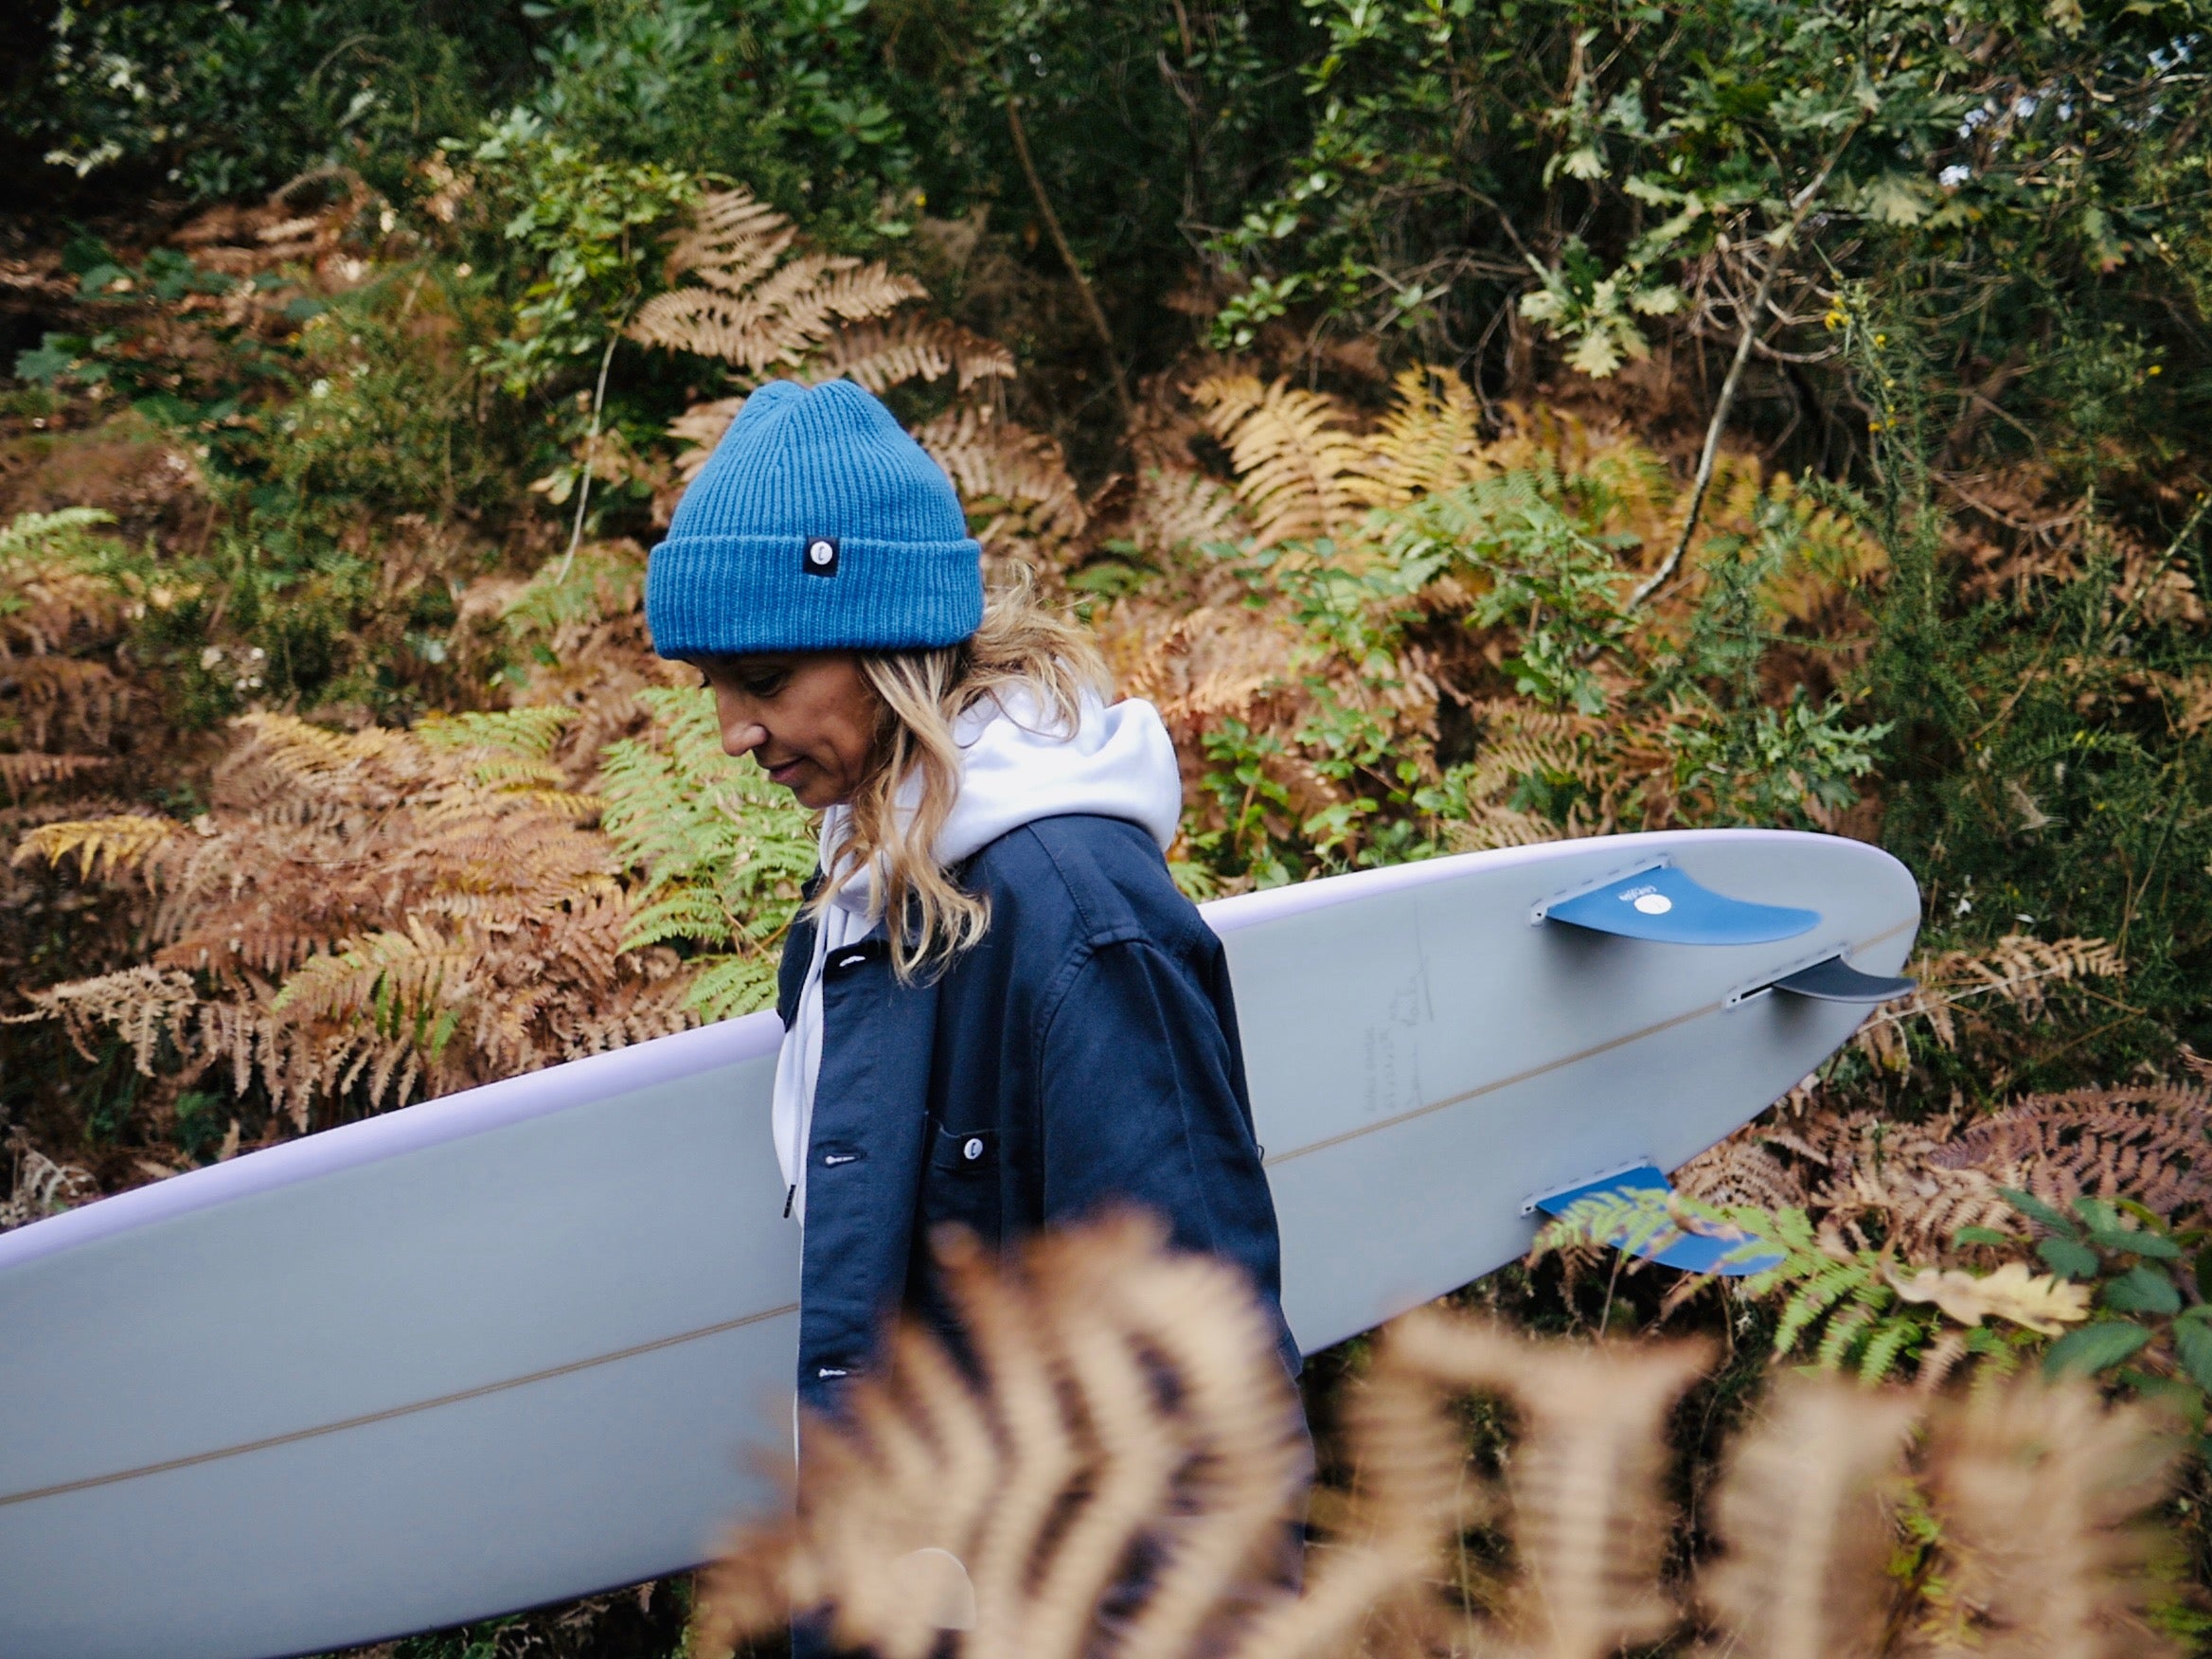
[[919, 1123, 1001, 1238]]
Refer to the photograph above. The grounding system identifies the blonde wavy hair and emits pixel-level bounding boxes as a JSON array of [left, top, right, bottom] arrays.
[[821, 571, 1110, 981]]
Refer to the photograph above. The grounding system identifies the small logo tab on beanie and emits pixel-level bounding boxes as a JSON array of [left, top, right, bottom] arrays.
[[803, 535, 840, 578]]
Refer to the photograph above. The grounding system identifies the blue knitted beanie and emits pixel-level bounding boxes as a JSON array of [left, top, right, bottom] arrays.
[[645, 379, 983, 658]]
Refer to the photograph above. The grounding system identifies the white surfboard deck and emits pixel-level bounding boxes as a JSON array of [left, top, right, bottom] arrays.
[[0, 828, 1917, 1659]]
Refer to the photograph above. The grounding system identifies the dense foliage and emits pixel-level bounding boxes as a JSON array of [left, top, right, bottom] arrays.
[[3, 0, 2210, 1650]]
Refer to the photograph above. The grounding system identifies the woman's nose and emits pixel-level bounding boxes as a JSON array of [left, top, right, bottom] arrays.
[[711, 688, 767, 758]]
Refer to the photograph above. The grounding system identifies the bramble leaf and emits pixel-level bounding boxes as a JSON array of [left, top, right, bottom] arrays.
[[2001, 1186, 2078, 1238], [2038, 1236, 2100, 1281], [2043, 1320, 2152, 1379], [2175, 1319, 2212, 1396], [2100, 1264, 2181, 1316]]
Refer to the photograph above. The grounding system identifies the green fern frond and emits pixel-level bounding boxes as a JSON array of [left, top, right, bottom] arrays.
[[623, 887, 743, 951], [1857, 1317, 1923, 1384], [1775, 1274, 1848, 1354], [1540, 1186, 1954, 1382], [499, 544, 648, 641], [1814, 1300, 1881, 1370], [683, 953, 781, 1022], [598, 686, 815, 1008], [0, 507, 117, 561], [417, 706, 577, 761]]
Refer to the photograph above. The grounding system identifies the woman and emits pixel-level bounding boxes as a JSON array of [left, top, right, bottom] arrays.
[[644, 379, 1299, 1449]]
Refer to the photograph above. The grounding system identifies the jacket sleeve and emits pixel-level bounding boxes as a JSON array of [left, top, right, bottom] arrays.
[[1034, 938, 1280, 1285]]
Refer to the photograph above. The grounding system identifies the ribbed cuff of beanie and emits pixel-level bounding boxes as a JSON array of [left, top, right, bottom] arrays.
[[646, 532, 987, 657]]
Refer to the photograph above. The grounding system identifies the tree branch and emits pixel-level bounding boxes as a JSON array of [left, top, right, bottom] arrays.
[[555, 328, 622, 584], [1627, 131, 1861, 610], [1006, 91, 1135, 429]]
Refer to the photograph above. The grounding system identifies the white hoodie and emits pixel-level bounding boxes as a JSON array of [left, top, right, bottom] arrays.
[[771, 692, 1184, 1223]]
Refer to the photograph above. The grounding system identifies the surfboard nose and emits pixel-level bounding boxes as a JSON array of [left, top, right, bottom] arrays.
[[1537, 863, 1821, 946]]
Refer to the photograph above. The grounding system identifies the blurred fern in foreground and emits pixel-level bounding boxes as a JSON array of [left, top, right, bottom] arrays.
[[700, 1212, 2187, 1658]]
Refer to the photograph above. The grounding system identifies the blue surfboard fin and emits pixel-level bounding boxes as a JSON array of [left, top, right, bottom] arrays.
[[1542, 864, 1819, 946], [1770, 955, 1917, 1004], [1531, 1164, 1785, 1276]]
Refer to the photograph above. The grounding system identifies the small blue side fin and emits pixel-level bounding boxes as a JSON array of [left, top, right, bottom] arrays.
[[1543, 864, 1819, 946], [1532, 1164, 1785, 1276], [1772, 955, 1918, 1004]]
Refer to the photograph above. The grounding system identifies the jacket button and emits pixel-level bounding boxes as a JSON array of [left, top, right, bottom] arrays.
[[963, 1137, 984, 1162]]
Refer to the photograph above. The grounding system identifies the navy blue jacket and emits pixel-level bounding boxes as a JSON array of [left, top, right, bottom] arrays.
[[776, 812, 1297, 1420]]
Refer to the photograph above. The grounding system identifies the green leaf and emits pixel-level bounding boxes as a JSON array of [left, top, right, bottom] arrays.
[[1561, 144, 1606, 181], [2100, 1264, 2181, 1315], [2001, 1186, 2078, 1237], [1953, 1225, 2015, 1247], [2073, 1195, 2123, 1232], [2038, 1236, 2100, 1281], [74, 260, 130, 298], [2043, 1320, 2152, 1380], [2176, 1319, 2212, 1395], [2115, 1199, 2167, 1232], [2107, 1228, 2183, 1260], [2125, 1373, 2204, 1423], [1567, 327, 1626, 378], [1622, 172, 1682, 206], [1863, 174, 1933, 225], [13, 333, 80, 384], [2074, 1197, 2183, 1258]]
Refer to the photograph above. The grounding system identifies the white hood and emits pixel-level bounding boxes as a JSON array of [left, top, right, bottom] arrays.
[[772, 692, 1182, 1222]]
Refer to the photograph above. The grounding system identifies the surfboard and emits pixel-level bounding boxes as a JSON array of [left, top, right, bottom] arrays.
[[0, 827, 1918, 1659]]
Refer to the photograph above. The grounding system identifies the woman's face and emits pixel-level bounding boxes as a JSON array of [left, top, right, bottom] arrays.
[[697, 652, 882, 809]]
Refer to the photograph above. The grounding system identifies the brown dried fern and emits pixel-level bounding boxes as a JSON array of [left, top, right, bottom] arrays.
[[0, 509, 140, 792], [809, 312, 1016, 396], [1676, 1079, 2212, 1259], [1697, 1381, 1919, 1659], [15, 711, 689, 1128], [1922, 1381, 2180, 1657], [1852, 934, 2124, 1077], [1191, 374, 1371, 546], [1341, 366, 1492, 509], [693, 1215, 2182, 1659], [1380, 1314, 1711, 1658], [0, 751, 111, 794], [13, 812, 178, 879], [1928, 1084, 2212, 1225], [630, 187, 1010, 396], [631, 252, 919, 372], [915, 404, 1087, 569], [698, 1211, 1311, 1659], [0, 1129, 100, 1231], [1124, 464, 1249, 560]]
